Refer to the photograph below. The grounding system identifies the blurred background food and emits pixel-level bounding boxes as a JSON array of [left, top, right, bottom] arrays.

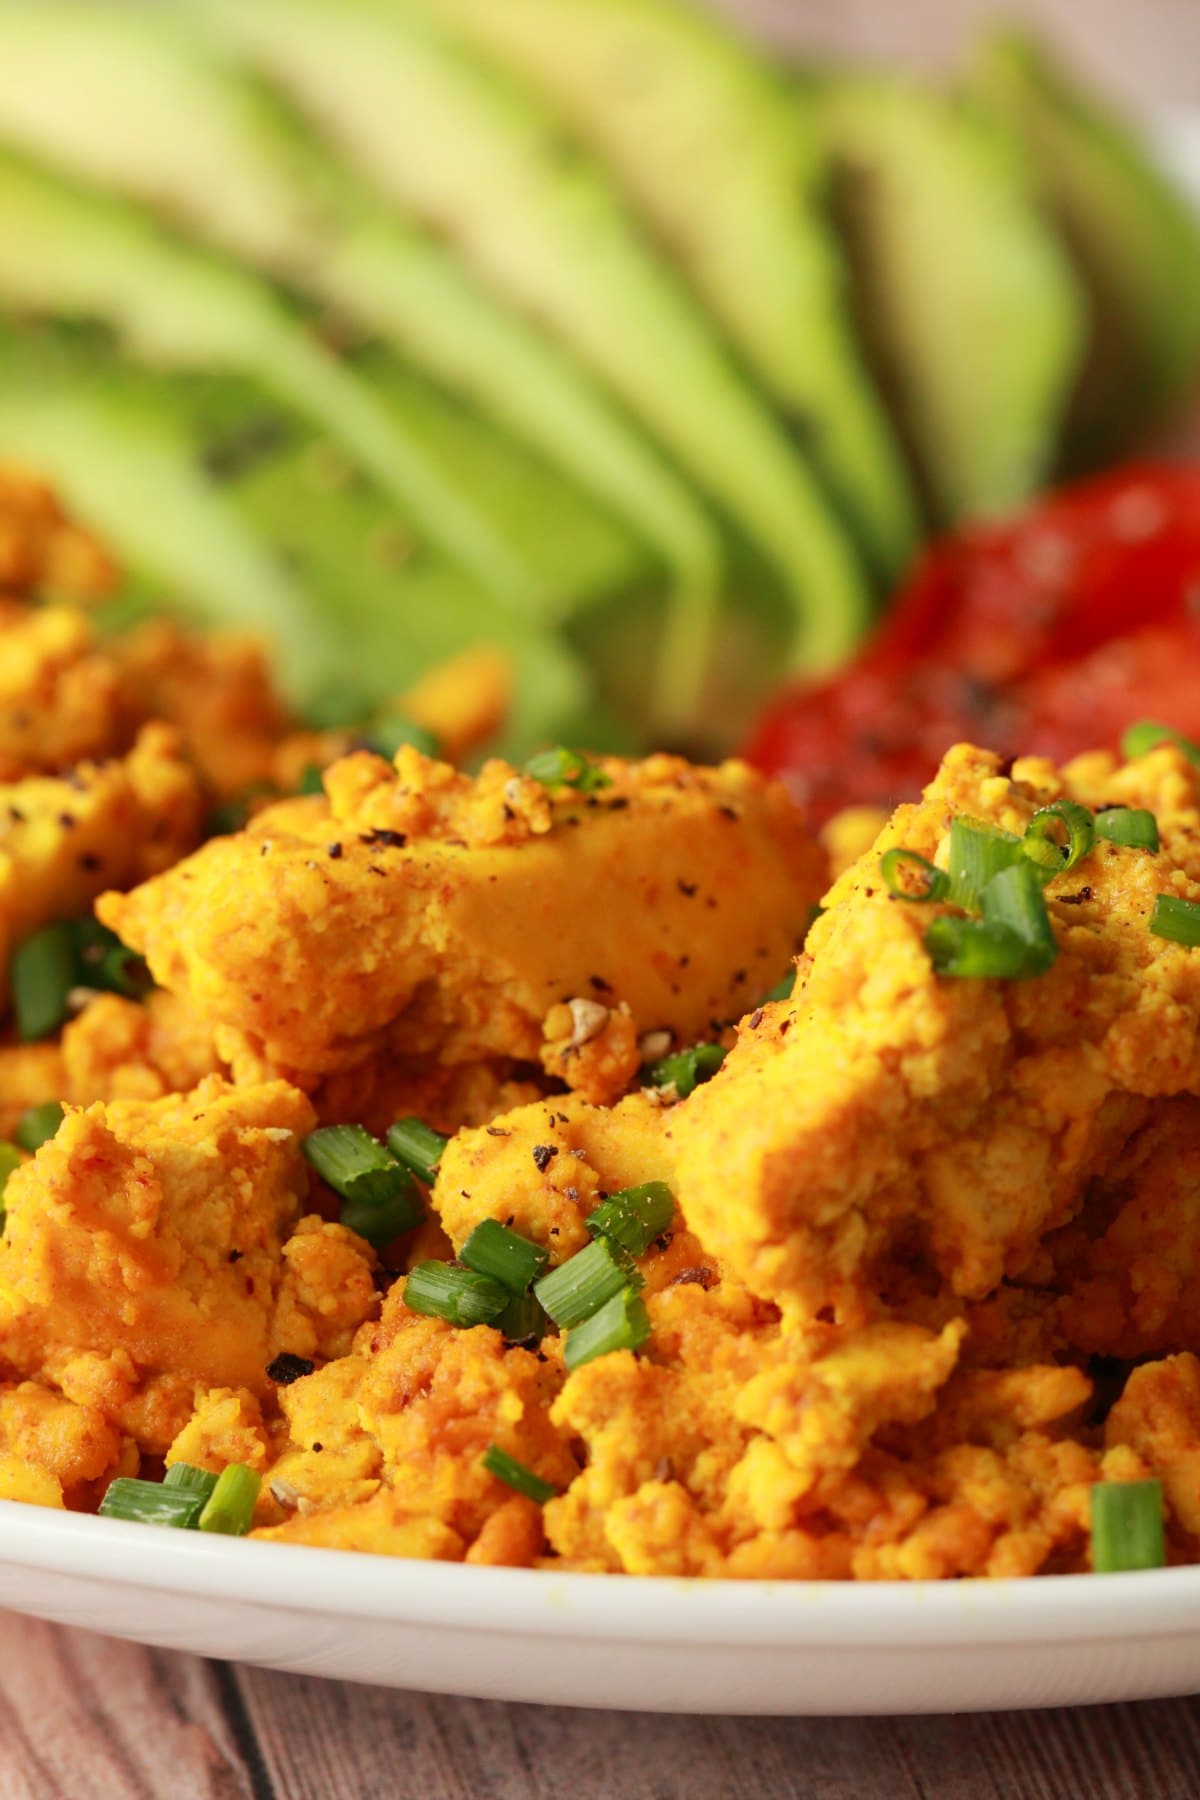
[[0, 0, 1197, 764]]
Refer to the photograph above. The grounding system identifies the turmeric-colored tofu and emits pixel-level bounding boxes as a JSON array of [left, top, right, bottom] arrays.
[[100, 747, 822, 1093], [0, 462, 117, 602], [0, 605, 134, 781]]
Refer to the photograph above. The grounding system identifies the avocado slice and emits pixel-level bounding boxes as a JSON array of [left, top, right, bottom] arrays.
[[0, 0, 724, 725], [969, 29, 1200, 469], [0, 150, 532, 601], [819, 75, 1085, 525], [417, 0, 920, 583], [0, 334, 604, 753], [193, 0, 871, 675]]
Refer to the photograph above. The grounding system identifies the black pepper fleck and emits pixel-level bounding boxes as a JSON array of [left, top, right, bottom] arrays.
[[327, 842, 344, 859], [532, 1143, 558, 1173], [266, 1352, 316, 1385]]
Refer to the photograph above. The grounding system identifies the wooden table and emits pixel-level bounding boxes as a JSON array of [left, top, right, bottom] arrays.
[[5, 6, 1200, 1795]]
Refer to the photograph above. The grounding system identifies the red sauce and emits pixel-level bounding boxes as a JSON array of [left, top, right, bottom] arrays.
[[745, 464, 1200, 823]]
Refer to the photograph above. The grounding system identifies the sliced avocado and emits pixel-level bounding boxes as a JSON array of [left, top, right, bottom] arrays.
[[819, 76, 1085, 525], [970, 29, 1200, 468], [0, 336, 601, 754], [0, 0, 724, 725], [417, 0, 920, 583], [194, 0, 871, 676], [0, 151, 531, 601]]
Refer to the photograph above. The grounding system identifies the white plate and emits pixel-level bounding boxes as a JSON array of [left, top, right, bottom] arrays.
[[4, 115, 1200, 1723], [3, 1500, 1200, 1713]]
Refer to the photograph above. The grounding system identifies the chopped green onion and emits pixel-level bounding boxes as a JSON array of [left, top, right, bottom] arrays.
[[534, 1237, 639, 1330], [297, 764, 324, 797], [71, 920, 152, 1000], [1095, 807, 1160, 852], [924, 917, 1032, 981], [301, 1125, 422, 1246], [585, 1181, 675, 1257], [386, 1117, 448, 1187], [100, 1477, 206, 1530], [1121, 720, 1200, 768], [647, 1042, 726, 1099], [1091, 1479, 1165, 1573], [0, 1142, 22, 1230], [460, 1219, 549, 1295], [1149, 893, 1200, 946], [880, 847, 949, 903], [482, 1444, 558, 1504], [13, 1102, 64, 1153], [979, 862, 1058, 976], [163, 1463, 219, 1502], [945, 818, 1024, 910], [523, 745, 612, 795], [198, 1463, 262, 1537], [760, 971, 795, 1004], [364, 714, 441, 761], [12, 922, 75, 1042], [338, 1179, 423, 1249], [404, 1260, 510, 1327], [1022, 801, 1095, 877], [563, 1287, 651, 1372], [495, 1290, 548, 1346]]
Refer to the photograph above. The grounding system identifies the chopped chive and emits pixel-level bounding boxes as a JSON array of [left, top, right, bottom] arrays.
[[1095, 807, 1160, 852], [301, 1125, 422, 1247], [99, 1477, 206, 1530], [880, 847, 949, 903], [924, 917, 1032, 981], [460, 1219, 549, 1295], [198, 1463, 262, 1536], [1121, 720, 1200, 768], [1022, 801, 1095, 877], [297, 764, 324, 796], [979, 861, 1058, 975], [386, 1117, 448, 1187], [945, 818, 1023, 911], [523, 745, 612, 794], [1149, 893, 1200, 946], [163, 1463, 219, 1502], [563, 1287, 651, 1372], [364, 714, 441, 761], [337, 1182, 423, 1249], [482, 1444, 558, 1504], [647, 1042, 725, 1099], [495, 1290, 548, 1346], [13, 1101, 64, 1153], [534, 1237, 639, 1330], [12, 922, 76, 1042], [1091, 1479, 1165, 1573], [585, 1181, 675, 1257], [72, 920, 152, 999], [404, 1260, 510, 1327]]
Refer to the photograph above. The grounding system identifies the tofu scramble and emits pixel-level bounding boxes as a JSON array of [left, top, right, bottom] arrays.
[[1, 467, 1198, 1580]]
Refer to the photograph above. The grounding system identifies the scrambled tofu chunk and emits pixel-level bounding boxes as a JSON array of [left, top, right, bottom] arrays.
[[0, 1077, 377, 1451], [0, 605, 134, 781], [0, 724, 203, 1014], [0, 462, 116, 602], [671, 742, 1200, 1314], [101, 748, 823, 1096]]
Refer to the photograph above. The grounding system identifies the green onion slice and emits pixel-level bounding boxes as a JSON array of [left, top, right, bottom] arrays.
[[563, 1287, 651, 1372], [880, 847, 949, 903], [460, 1219, 549, 1295], [12, 923, 76, 1042], [945, 818, 1024, 910], [71, 920, 152, 1000], [1149, 893, 1200, 946], [1091, 1479, 1165, 1573], [297, 764, 324, 797], [494, 1290, 548, 1346], [13, 1101, 64, 1154], [1022, 801, 1095, 877], [301, 1125, 422, 1247], [534, 1237, 640, 1330], [99, 1477, 206, 1530], [337, 1180, 423, 1250], [198, 1463, 262, 1537], [404, 1260, 510, 1327], [924, 917, 1033, 981], [585, 1182, 675, 1257], [163, 1463, 219, 1501], [760, 971, 795, 1004], [1095, 807, 1160, 852], [364, 714, 442, 761], [386, 1117, 448, 1187], [1121, 720, 1200, 768], [980, 861, 1058, 976], [523, 746, 612, 795], [647, 1042, 725, 1099], [482, 1444, 558, 1505]]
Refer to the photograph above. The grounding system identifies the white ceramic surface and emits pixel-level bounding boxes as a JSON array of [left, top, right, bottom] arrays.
[[3, 1500, 1200, 1713], [4, 115, 1200, 1722]]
